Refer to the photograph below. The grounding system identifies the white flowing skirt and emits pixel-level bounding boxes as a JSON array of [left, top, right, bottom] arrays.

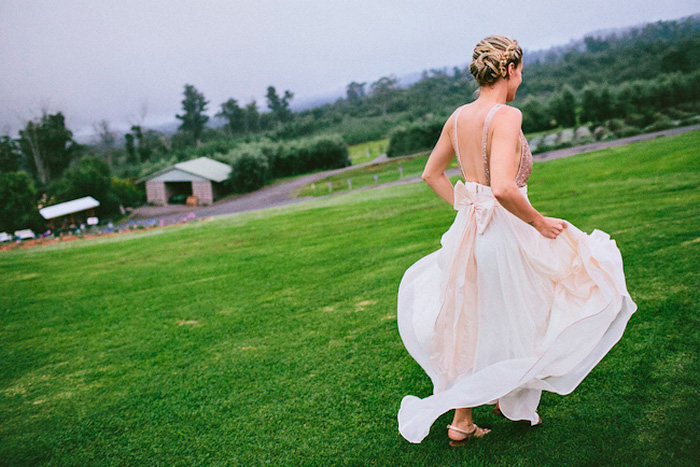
[[396, 180, 637, 443]]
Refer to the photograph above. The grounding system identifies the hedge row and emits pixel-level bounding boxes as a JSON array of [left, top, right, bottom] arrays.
[[386, 118, 444, 158], [223, 135, 350, 193]]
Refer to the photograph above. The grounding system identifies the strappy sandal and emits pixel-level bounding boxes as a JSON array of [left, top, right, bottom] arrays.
[[446, 423, 491, 447]]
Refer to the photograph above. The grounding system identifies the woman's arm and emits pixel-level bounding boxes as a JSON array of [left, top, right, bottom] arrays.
[[421, 115, 457, 205], [489, 107, 567, 239]]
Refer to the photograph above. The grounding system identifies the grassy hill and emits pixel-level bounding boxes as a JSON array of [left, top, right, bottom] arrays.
[[1, 131, 699, 465]]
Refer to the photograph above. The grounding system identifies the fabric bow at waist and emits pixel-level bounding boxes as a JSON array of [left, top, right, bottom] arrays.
[[452, 180, 496, 235], [429, 180, 498, 390]]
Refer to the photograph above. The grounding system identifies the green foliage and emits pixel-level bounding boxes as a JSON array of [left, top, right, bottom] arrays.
[[347, 138, 387, 164], [520, 96, 555, 132], [224, 135, 349, 182], [110, 176, 145, 208], [175, 84, 210, 143], [332, 115, 400, 146], [297, 134, 350, 172], [604, 118, 642, 138], [124, 133, 137, 165], [272, 115, 322, 140], [216, 98, 245, 135], [346, 81, 367, 101], [518, 16, 700, 96], [0, 171, 40, 232], [387, 118, 444, 157], [244, 100, 261, 133], [225, 146, 270, 193], [370, 75, 399, 115], [0, 136, 22, 173], [17, 111, 81, 186], [548, 85, 577, 127], [48, 156, 120, 217], [580, 83, 614, 124], [266, 86, 294, 125]]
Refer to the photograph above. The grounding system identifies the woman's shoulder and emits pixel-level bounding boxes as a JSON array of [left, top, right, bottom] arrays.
[[491, 105, 523, 130], [445, 103, 471, 124]]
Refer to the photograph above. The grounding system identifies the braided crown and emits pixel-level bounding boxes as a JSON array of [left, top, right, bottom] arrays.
[[499, 41, 519, 78], [469, 35, 522, 86]]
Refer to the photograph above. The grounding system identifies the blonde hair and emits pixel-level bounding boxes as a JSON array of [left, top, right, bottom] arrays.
[[469, 35, 523, 86]]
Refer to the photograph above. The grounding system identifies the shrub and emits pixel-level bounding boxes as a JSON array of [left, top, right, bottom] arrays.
[[221, 135, 349, 191], [0, 171, 42, 232], [643, 113, 676, 132], [614, 126, 643, 138], [296, 135, 350, 172], [225, 146, 270, 193], [336, 115, 403, 145], [386, 118, 443, 157], [111, 177, 145, 208]]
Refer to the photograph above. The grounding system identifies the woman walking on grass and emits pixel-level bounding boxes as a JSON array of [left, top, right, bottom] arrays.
[[396, 35, 637, 447]]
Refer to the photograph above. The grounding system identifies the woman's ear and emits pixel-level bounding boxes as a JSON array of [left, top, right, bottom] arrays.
[[506, 62, 516, 78]]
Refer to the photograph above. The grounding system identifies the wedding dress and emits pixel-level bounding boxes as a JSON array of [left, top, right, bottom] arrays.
[[396, 103, 637, 443]]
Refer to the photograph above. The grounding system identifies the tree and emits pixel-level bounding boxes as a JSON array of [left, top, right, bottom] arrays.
[[244, 100, 260, 133], [346, 81, 366, 101], [265, 86, 294, 125], [0, 136, 22, 173], [124, 133, 137, 165], [581, 83, 601, 123], [521, 97, 553, 133], [216, 98, 245, 135], [0, 171, 40, 232], [93, 119, 117, 169], [548, 85, 577, 127], [175, 84, 209, 145], [583, 36, 610, 53], [17, 111, 78, 186], [370, 75, 398, 115], [130, 125, 153, 163], [49, 156, 119, 217]]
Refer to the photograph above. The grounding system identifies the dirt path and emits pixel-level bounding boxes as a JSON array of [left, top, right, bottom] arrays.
[[125, 124, 700, 226]]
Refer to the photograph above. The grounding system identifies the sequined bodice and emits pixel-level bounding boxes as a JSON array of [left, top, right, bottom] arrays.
[[515, 129, 533, 187], [453, 103, 532, 187]]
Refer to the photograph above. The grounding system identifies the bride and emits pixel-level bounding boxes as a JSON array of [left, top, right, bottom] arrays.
[[396, 35, 637, 447]]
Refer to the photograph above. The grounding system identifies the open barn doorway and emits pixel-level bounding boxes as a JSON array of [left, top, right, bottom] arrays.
[[165, 182, 193, 204]]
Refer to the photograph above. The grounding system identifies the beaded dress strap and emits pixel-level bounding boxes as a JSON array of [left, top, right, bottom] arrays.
[[452, 105, 468, 181], [482, 103, 505, 185]]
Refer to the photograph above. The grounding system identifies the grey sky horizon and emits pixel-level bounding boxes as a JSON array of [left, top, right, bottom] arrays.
[[1, 1, 698, 141]]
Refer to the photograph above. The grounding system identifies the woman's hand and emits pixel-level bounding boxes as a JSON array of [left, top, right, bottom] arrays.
[[532, 216, 567, 239]]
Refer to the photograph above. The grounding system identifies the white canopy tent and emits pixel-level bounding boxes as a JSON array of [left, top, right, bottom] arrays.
[[39, 196, 100, 220]]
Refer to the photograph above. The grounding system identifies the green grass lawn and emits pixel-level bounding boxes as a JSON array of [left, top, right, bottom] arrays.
[[1, 131, 699, 465], [294, 152, 458, 198], [348, 138, 388, 165]]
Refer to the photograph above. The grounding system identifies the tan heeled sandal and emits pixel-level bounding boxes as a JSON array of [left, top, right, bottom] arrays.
[[446, 423, 491, 447]]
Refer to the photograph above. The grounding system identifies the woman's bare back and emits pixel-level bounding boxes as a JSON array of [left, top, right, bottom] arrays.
[[449, 102, 532, 187]]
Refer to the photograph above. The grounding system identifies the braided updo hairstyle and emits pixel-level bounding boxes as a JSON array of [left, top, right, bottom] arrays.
[[469, 35, 523, 86]]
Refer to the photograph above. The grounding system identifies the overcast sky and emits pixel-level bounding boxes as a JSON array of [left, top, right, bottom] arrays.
[[1, 1, 698, 140]]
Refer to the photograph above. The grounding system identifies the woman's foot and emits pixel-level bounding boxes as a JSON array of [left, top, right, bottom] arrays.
[[447, 422, 491, 446]]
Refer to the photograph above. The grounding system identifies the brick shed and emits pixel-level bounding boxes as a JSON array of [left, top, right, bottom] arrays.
[[136, 157, 232, 206]]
